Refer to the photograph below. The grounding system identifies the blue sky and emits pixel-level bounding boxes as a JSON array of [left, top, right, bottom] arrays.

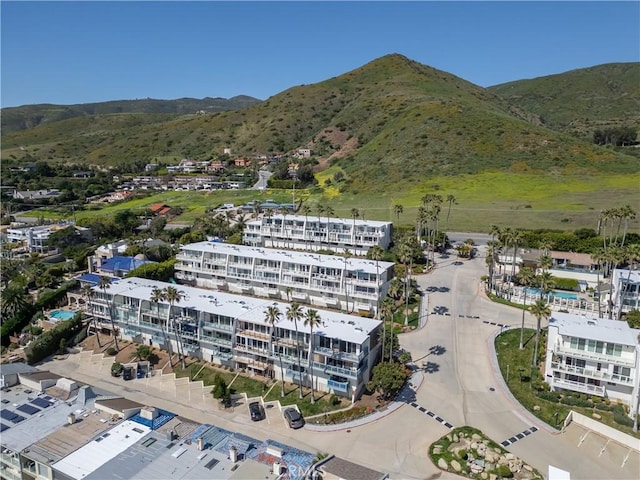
[[1, 1, 638, 108]]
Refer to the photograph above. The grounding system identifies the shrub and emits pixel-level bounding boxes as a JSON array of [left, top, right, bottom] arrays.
[[536, 390, 560, 403], [111, 362, 123, 377], [553, 277, 579, 291], [458, 449, 467, 460], [106, 347, 117, 356], [613, 409, 634, 427], [494, 464, 513, 478]]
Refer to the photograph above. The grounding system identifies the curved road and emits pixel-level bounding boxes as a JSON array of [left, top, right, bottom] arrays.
[[41, 247, 638, 479]]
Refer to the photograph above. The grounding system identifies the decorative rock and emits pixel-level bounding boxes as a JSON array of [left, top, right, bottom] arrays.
[[451, 460, 462, 472], [438, 458, 448, 470], [505, 453, 515, 460], [485, 462, 495, 472], [472, 433, 482, 441], [433, 446, 442, 455], [481, 473, 488, 479], [524, 465, 533, 472], [471, 442, 479, 450], [489, 474, 498, 480], [533, 405, 541, 411], [592, 413, 601, 420], [453, 433, 459, 443], [446, 434, 453, 442]]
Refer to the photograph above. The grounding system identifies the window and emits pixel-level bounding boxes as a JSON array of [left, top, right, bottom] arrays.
[[613, 366, 631, 377], [570, 337, 586, 350], [606, 343, 622, 357]]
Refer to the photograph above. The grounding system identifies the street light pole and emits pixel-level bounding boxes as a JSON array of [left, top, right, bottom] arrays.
[[519, 288, 527, 350]]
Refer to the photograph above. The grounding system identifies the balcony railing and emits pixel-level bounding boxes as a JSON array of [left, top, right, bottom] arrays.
[[200, 336, 232, 347], [202, 321, 233, 332], [314, 346, 363, 363], [551, 362, 634, 385], [327, 378, 349, 392], [553, 377, 606, 396], [555, 346, 635, 367], [236, 329, 270, 341], [313, 361, 358, 378]]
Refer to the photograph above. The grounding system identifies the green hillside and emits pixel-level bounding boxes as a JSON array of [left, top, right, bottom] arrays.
[[2, 54, 638, 197], [489, 62, 640, 139], [0, 95, 262, 134]]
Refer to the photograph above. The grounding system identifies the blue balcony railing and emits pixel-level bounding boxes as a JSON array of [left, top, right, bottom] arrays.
[[327, 379, 349, 392]]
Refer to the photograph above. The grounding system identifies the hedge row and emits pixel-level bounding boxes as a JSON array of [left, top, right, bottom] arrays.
[[26, 315, 84, 364]]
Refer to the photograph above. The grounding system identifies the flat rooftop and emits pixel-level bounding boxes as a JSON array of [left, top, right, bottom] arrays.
[[180, 241, 395, 273], [0, 383, 80, 453], [248, 213, 393, 228], [95, 277, 382, 344], [549, 311, 640, 346], [23, 404, 115, 466]]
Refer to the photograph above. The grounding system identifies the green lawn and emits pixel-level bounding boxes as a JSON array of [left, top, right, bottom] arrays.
[[495, 328, 639, 438], [173, 358, 349, 417], [21, 172, 639, 232]]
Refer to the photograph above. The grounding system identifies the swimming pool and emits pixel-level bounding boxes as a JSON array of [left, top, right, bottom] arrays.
[[524, 288, 578, 300], [49, 309, 78, 321]]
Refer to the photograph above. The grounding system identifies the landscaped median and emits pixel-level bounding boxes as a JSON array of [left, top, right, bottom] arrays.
[[494, 328, 639, 438], [429, 426, 543, 479]]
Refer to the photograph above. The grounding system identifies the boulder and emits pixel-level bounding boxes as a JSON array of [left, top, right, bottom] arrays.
[[453, 433, 459, 443], [524, 464, 534, 472], [438, 458, 448, 470], [592, 413, 602, 420], [505, 453, 515, 460], [481, 473, 488, 479], [490, 474, 498, 480], [471, 442, 479, 450], [533, 405, 541, 411], [447, 434, 453, 442], [432, 446, 442, 455], [451, 460, 462, 472], [472, 433, 482, 441]]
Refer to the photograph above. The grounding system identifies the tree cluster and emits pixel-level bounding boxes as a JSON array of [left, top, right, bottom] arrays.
[[593, 127, 637, 146]]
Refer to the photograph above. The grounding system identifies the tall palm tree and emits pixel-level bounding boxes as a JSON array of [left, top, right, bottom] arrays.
[[342, 248, 352, 313], [485, 240, 501, 292], [537, 271, 555, 301], [605, 245, 625, 319], [518, 267, 536, 350], [380, 297, 396, 362], [416, 206, 428, 244], [81, 284, 101, 347], [591, 247, 606, 318], [278, 205, 289, 248], [530, 299, 551, 370], [163, 286, 187, 369], [393, 204, 403, 223], [286, 301, 304, 398], [303, 308, 322, 404], [264, 208, 275, 246], [264, 305, 285, 397], [369, 245, 385, 352], [315, 203, 325, 250], [301, 204, 312, 250], [445, 194, 456, 231], [234, 214, 248, 236], [150, 287, 172, 356], [620, 205, 636, 247], [324, 205, 335, 250], [251, 200, 261, 219], [618, 244, 640, 319], [398, 241, 413, 326], [97, 275, 119, 351]]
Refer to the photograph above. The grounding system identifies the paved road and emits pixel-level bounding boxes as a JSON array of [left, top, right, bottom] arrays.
[[40, 246, 638, 479], [401, 247, 639, 480]]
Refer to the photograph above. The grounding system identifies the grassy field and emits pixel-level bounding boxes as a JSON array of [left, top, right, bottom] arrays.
[[19, 172, 640, 233]]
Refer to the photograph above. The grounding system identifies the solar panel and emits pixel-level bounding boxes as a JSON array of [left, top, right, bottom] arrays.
[[0, 409, 18, 421], [0, 423, 9, 432], [17, 404, 40, 415], [10, 414, 25, 424], [31, 397, 52, 409]]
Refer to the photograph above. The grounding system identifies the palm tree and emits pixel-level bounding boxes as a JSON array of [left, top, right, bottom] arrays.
[[620, 205, 636, 247], [81, 284, 101, 347], [234, 214, 248, 235], [1, 282, 29, 321], [264, 208, 275, 246], [150, 287, 172, 356], [264, 305, 285, 397], [251, 200, 261, 219], [445, 194, 456, 231], [618, 244, 640, 319], [393, 204, 403, 223], [369, 245, 385, 350], [278, 205, 289, 248], [398, 241, 413, 326], [301, 204, 312, 250], [315, 203, 325, 250], [324, 205, 335, 250], [485, 240, 501, 292], [163, 286, 187, 369], [286, 301, 304, 398], [530, 299, 551, 370], [97, 275, 119, 352], [380, 297, 396, 362], [304, 308, 322, 404], [605, 245, 625, 318], [342, 248, 352, 313], [591, 247, 606, 318], [537, 271, 555, 301], [518, 267, 536, 350]]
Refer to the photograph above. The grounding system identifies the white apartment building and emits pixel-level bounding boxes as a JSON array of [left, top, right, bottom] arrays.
[[545, 312, 640, 416], [4, 221, 76, 254], [175, 241, 395, 315], [88, 277, 383, 399], [243, 214, 393, 255], [612, 268, 640, 317]]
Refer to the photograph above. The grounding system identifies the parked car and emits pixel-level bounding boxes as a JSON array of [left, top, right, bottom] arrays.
[[283, 408, 304, 429], [249, 402, 265, 422], [122, 366, 134, 381]]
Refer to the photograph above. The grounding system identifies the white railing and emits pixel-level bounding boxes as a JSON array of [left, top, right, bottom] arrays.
[[551, 362, 634, 385], [555, 346, 635, 367], [553, 377, 605, 396]]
